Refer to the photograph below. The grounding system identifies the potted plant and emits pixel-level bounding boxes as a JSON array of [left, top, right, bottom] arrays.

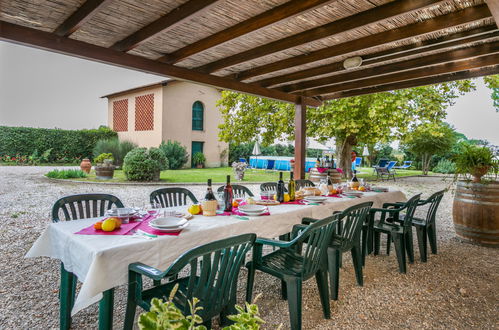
[[232, 161, 248, 180], [94, 153, 115, 179], [192, 152, 206, 168], [452, 144, 498, 246]]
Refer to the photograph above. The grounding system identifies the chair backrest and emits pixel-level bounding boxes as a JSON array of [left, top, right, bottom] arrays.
[[239, 158, 247, 163], [216, 184, 254, 197], [401, 194, 422, 227], [150, 188, 198, 208], [293, 215, 339, 278], [266, 159, 275, 170], [167, 233, 256, 319], [295, 179, 315, 190], [335, 202, 373, 251], [403, 161, 412, 167], [355, 157, 362, 166], [51, 193, 124, 223], [421, 190, 445, 224], [260, 182, 288, 192], [378, 159, 388, 167], [386, 161, 397, 170]]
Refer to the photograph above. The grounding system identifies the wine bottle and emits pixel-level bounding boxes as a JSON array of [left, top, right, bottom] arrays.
[[277, 172, 285, 203], [288, 171, 296, 201], [223, 175, 233, 212], [205, 179, 216, 200]]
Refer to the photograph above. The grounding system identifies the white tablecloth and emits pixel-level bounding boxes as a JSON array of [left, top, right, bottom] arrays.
[[26, 190, 406, 315]]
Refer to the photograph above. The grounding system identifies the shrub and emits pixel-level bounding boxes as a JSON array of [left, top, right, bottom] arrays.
[[432, 159, 456, 174], [94, 153, 114, 164], [46, 169, 87, 179], [192, 152, 206, 166], [123, 148, 169, 181], [93, 138, 137, 167], [0, 126, 116, 162], [159, 140, 189, 169]]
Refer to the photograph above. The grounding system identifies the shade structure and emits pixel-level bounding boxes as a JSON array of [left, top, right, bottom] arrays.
[[252, 141, 262, 156], [1, 0, 498, 179]]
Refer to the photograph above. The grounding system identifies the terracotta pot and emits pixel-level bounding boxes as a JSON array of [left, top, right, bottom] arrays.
[[471, 166, 490, 183], [196, 164, 204, 169], [80, 158, 91, 173]]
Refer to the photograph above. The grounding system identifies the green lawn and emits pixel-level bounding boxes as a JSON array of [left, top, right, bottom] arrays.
[[63, 167, 430, 183]]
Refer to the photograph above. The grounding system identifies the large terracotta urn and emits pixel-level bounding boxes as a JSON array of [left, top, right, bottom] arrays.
[[80, 158, 92, 173], [453, 181, 499, 246]]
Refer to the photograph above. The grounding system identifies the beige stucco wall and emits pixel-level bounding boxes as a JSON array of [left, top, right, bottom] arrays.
[[107, 86, 163, 148], [161, 81, 228, 168]]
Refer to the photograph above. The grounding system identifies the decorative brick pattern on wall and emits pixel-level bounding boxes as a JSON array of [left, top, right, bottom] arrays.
[[113, 99, 128, 132], [135, 94, 154, 131]]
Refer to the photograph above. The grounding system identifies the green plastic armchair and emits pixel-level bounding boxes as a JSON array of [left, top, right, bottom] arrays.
[[216, 184, 254, 197], [51, 193, 124, 330], [124, 233, 256, 329], [370, 194, 421, 273], [150, 187, 198, 208], [246, 215, 338, 330], [259, 182, 288, 193], [295, 179, 315, 190]]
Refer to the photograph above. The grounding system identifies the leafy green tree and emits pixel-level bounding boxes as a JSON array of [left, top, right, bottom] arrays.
[[402, 123, 456, 175], [483, 74, 499, 112], [217, 80, 474, 177]]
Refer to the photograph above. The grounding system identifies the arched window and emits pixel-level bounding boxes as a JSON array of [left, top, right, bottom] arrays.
[[192, 101, 204, 131]]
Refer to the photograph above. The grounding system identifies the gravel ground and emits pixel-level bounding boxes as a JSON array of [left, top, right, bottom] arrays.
[[0, 166, 497, 329]]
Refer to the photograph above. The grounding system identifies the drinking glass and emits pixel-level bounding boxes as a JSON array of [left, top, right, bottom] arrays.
[[117, 208, 130, 224]]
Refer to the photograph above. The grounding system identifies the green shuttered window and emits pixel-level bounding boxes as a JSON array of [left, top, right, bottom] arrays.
[[192, 101, 204, 131]]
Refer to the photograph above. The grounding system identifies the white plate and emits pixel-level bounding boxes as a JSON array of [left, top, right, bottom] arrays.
[[371, 186, 389, 192], [343, 192, 363, 197], [149, 222, 189, 232], [304, 196, 327, 202], [150, 217, 187, 228], [238, 205, 266, 213], [239, 209, 267, 216]]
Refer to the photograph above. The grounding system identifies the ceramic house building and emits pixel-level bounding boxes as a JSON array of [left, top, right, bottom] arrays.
[[103, 80, 228, 167]]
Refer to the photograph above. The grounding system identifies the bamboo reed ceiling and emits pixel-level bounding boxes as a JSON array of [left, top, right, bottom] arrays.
[[1, 0, 498, 105]]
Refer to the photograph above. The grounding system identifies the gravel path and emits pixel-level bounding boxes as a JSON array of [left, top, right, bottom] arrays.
[[0, 166, 497, 329]]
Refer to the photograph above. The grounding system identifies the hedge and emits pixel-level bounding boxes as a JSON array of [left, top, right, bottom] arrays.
[[0, 126, 117, 162]]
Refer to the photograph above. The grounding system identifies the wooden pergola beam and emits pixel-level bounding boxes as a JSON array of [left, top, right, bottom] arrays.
[[54, 0, 112, 37], [303, 53, 499, 97], [259, 25, 498, 88], [0, 21, 321, 107], [234, 4, 492, 81], [196, 0, 445, 74], [294, 98, 307, 180], [158, 0, 336, 64], [486, 0, 499, 27], [323, 65, 499, 100], [284, 41, 499, 93], [111, 0, 220, 52]]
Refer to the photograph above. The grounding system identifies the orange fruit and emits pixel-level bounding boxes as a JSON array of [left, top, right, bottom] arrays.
[[94, 221, 102, 230], [232, 200, 239, 208]]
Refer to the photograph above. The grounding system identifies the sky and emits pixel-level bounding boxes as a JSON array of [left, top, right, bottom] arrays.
[[1, 41, 498, 145]]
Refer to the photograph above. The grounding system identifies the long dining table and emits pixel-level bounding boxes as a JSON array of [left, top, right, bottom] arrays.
[[26, 189, 406, 329]]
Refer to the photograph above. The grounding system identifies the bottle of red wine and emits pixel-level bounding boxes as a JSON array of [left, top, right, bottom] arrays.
[[205, 179, 216, 200], [276, 172, 285, 203], [223, 175, 233, 212]]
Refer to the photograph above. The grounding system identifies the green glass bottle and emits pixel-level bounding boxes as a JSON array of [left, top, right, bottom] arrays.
[[288, 171, 296, 201]]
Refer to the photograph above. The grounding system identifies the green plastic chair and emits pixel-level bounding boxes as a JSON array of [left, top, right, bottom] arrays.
[[295, 179, 315, 190], [246, 215, 338, 330], [51, 193, 124, 330], [370, 194, 421, 273], [259, 182, 288, 192], [150, 187, 198, 208], [124, 233, 256, 330], [303, 202, 373, 300], [216, 184, 254, 197], [387, 190, 445, 262]]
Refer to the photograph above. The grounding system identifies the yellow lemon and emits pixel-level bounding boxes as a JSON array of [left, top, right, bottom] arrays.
[[102, 219, 117, 232], [108, 217, 121, 228], [283, 193, 290, 203], [273, 194, 277, 201], [188, 204, 202, 215]]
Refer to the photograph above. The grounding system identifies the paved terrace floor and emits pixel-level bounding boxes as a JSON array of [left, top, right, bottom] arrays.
[[0, 166, 497, 329]]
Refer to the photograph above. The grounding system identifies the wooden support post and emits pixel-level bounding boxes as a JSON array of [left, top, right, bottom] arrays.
[[294, 98, 306, 180]]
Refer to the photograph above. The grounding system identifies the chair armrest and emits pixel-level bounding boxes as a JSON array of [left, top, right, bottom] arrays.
[[291, 224, 308, 239], [382, 202, 404, 208], [255, 237, 294, 248], [129, 262, 164, 280], [301, 217, 318, 225]]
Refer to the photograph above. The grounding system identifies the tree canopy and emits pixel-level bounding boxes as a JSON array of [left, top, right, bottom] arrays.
[[483, 74, 499, 112]]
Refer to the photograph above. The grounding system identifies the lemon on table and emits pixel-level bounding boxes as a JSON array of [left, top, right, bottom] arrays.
[[102, 218, 117, 232], [283, 193, 290, 202], [108, 217, 121, 228], [188, 204, 202, 215]]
